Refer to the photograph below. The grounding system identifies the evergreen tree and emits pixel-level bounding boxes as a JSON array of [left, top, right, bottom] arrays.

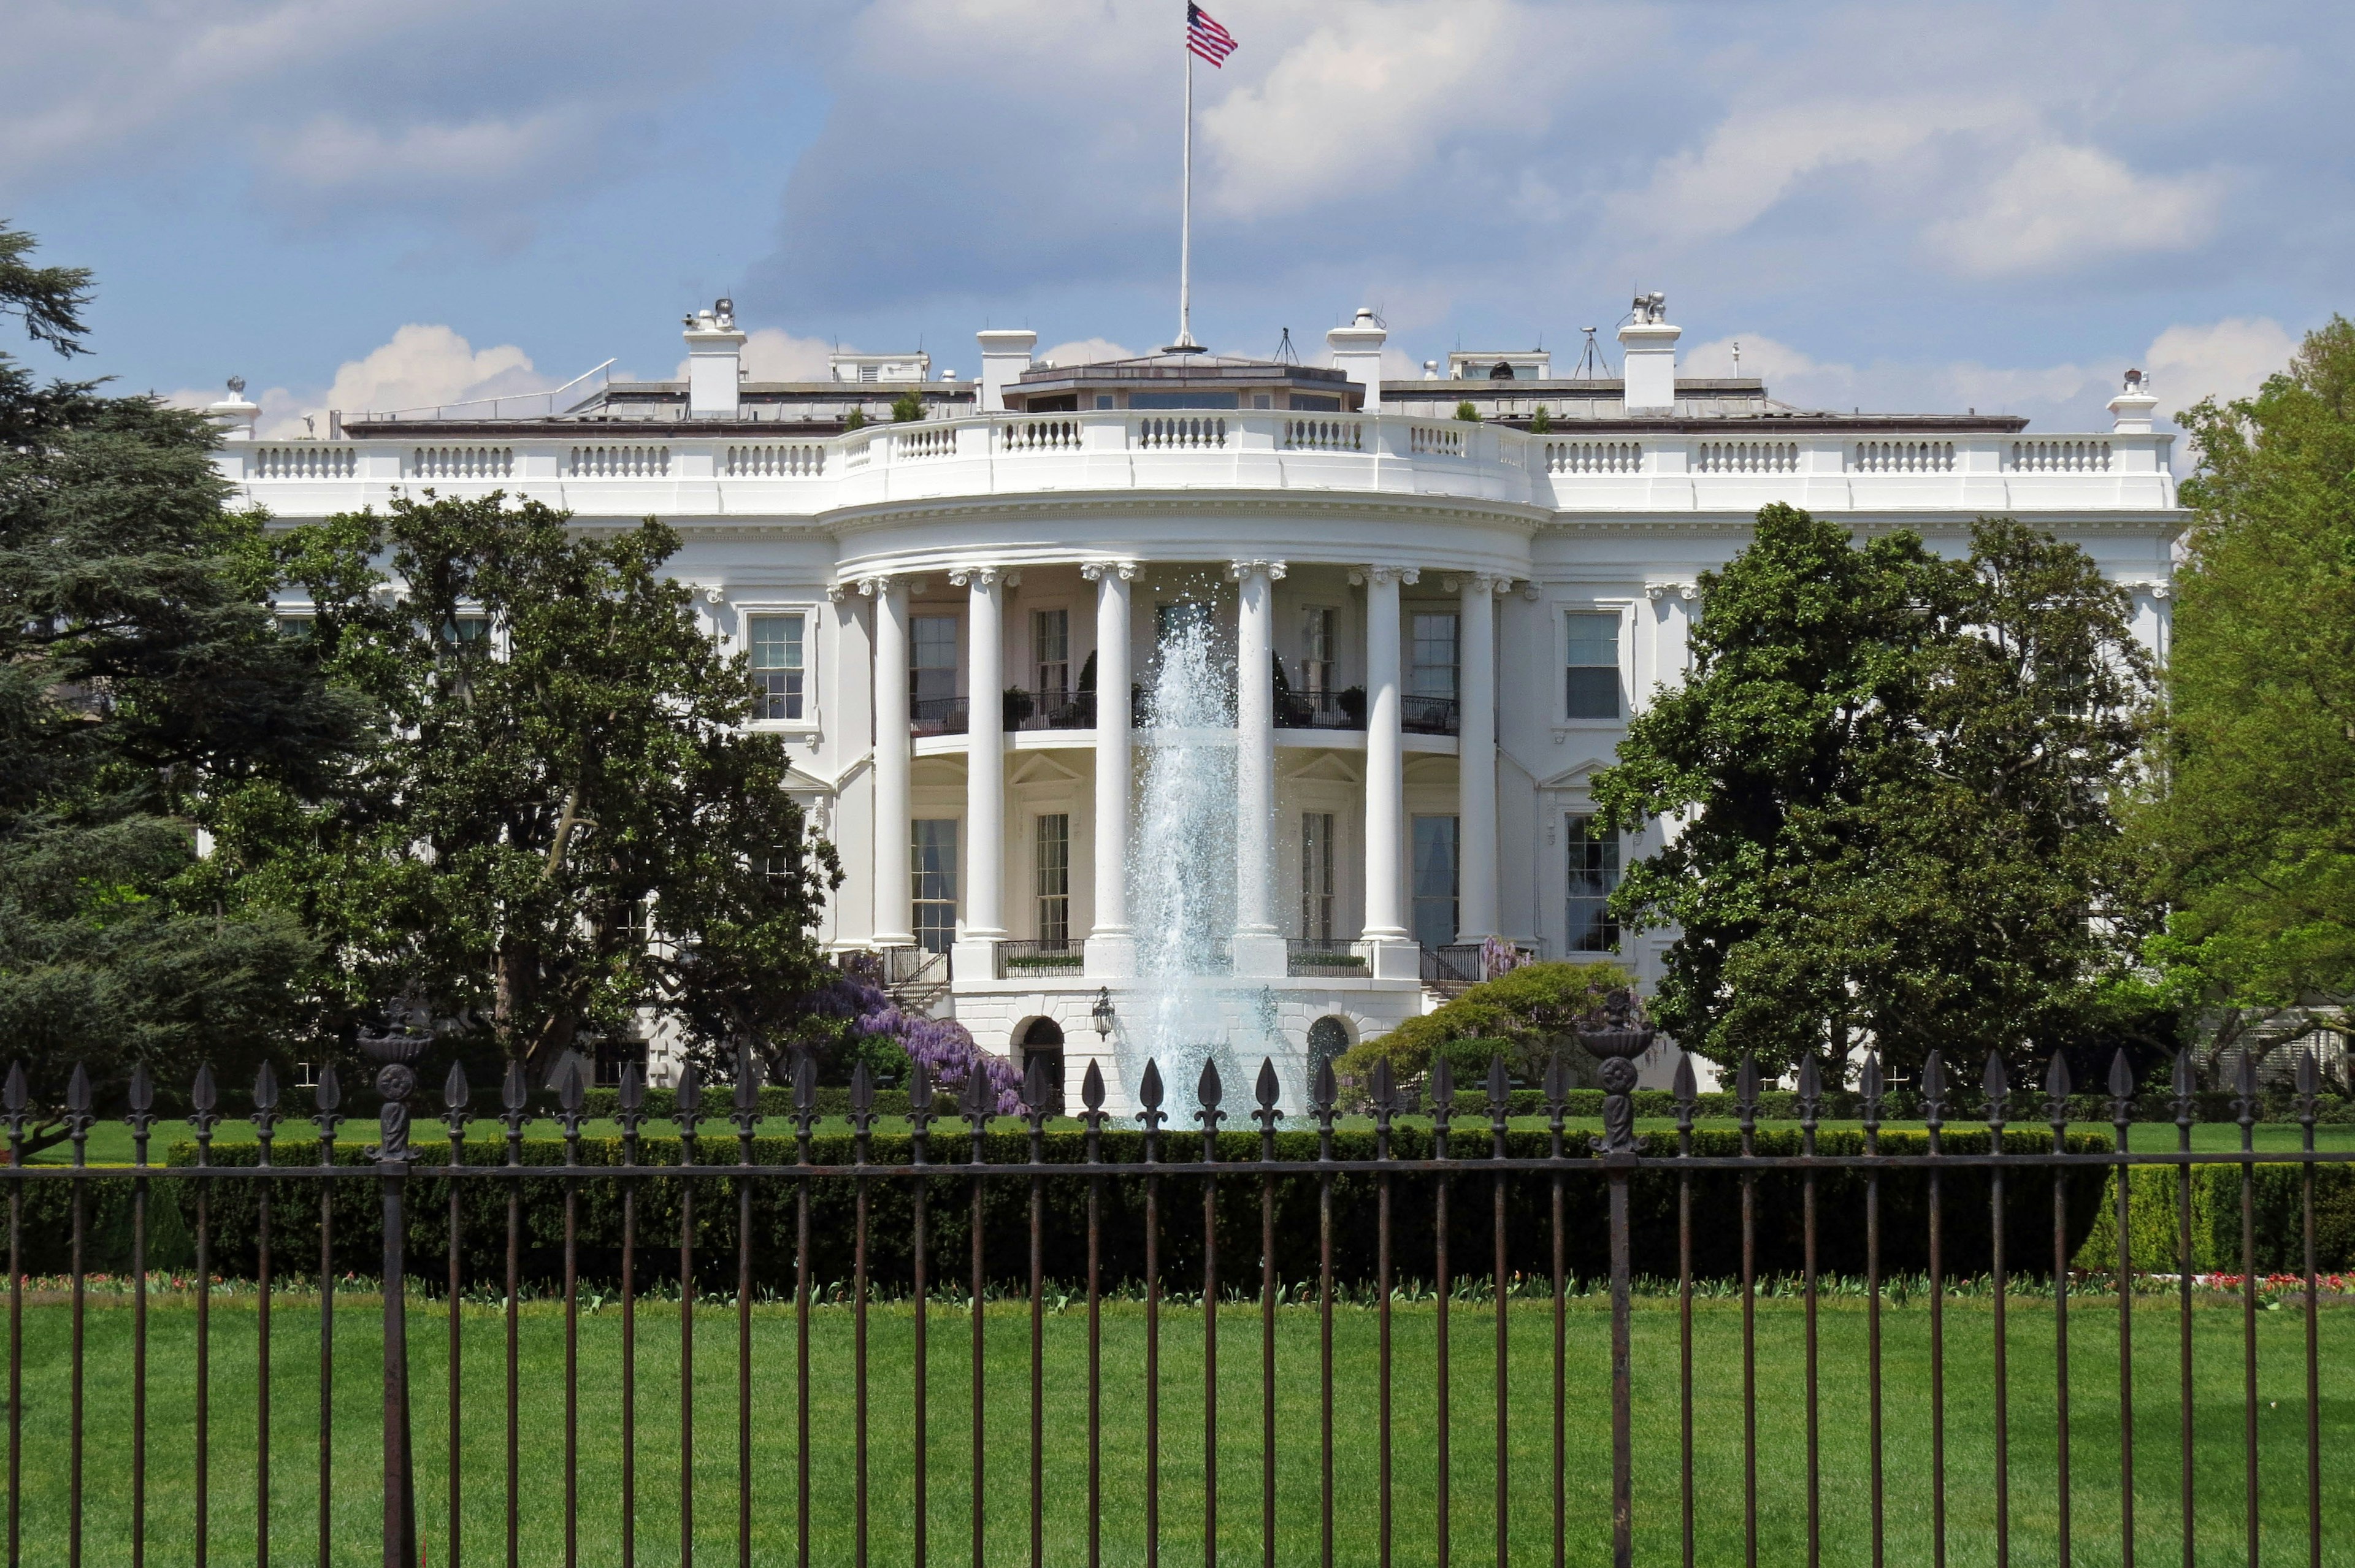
[[0, 223, 359, 1143], [1594, 503, 2155, 1079]]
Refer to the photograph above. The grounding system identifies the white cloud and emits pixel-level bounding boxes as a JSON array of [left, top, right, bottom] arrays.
[[264, 109, 589, 193], [1201, 1, 1522, 218], [190, 324, 546, 435], [2142, 316, 2297, 415], [686, 329, 835, 383], [1929, 144, 2226, 277], [1038, 338, 1136, 368], [1610, 96, 2027, 247]]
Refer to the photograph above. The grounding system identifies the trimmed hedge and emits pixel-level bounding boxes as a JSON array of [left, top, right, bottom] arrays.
[[2072, 1163, 2355, 1274], [140, 1127, 2108, 1293], [584, 1084, 2351, 1125]]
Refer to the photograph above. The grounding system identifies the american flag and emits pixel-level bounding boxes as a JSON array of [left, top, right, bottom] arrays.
[[1187, 3, 1238, 67]]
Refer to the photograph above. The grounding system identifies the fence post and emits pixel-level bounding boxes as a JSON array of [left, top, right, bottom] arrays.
[[362, 1035, 425, 1568], [1577, 998, 1651, 1568]]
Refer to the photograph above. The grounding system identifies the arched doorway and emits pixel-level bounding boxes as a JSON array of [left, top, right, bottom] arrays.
[[1019, 1016, 1066, 1117]]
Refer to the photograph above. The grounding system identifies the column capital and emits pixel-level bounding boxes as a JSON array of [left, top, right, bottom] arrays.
[[948, 564, 1018, 589], [856, 574, 924, 597], [1349, 565, 1420, 587], [1644, 580, 1699, 602], [1080, 560, 1140, 583], [1441, 572, 1515, 595], [1225, 558, 1287, 582]]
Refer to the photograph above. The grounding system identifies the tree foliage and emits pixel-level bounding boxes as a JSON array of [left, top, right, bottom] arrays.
[[2137, 318, 2355, 1048], [202, 492, 843, 1082], [0, 221, 359, 1141], [1594, 503, 2156, 1079]]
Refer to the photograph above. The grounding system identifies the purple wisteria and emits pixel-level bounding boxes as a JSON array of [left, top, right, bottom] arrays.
[[808, 953, 1024, 1114]]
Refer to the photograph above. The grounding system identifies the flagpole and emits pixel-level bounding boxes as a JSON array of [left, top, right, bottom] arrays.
[[1179, 27, 1195, 348]]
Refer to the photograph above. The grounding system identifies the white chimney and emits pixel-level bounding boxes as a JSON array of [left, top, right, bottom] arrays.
[[1618, 291, 1679, 415], [205, 376, 260, 442], [683, 297, 746, 419], [1326, 308, 1387, 411], [976, 329, 1038, 413], [2108, 369, 2159, 434]]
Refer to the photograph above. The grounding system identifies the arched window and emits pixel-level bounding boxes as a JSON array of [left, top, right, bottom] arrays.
[[1307, 1017, 1352, 1079]]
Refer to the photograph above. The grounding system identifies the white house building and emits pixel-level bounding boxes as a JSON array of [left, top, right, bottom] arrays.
[[210, 298, 2180, 1102]]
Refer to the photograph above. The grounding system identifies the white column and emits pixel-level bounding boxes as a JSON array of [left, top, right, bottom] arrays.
[[1357, 565, 1418, 977], [1084, 562, 1137, 977], [1230, 559, 1287, 977], [953, 567, 1009, 974], [866, 577, 914, 947], [1455, 575, 1501, 943]]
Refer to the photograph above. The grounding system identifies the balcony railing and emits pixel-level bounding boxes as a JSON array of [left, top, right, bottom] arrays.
[[1008, 689, 1097, 731], [1400, 694, 1460, 736], [1421, 939, 1544, 986], [996, 939, 1084, 979], [1274, 689, 1363, 730], [1287, 939, 1368, 977], [911, 695, 969, 734]]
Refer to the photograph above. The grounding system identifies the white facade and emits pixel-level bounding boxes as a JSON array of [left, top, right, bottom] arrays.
[[222, 305, 2180, 1100]]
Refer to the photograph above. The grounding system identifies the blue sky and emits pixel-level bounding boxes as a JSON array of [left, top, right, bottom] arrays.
[[4, 0, 2345, 442]]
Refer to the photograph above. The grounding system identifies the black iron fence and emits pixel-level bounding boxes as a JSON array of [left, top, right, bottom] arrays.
[[1, 1044, 2347, 1566]]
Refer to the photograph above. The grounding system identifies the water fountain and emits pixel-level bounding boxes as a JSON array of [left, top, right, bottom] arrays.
[[1105, 608, 1315, 1119]]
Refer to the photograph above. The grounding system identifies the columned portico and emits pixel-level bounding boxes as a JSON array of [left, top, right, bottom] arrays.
[[865, 576, 915, 947], [1230, 559, 1287, 977], [1084, 560, 1136, 977], [952, 566, 1012, 973], [1456, 574, 1504, 942], [1355, 564, 1419, 978]]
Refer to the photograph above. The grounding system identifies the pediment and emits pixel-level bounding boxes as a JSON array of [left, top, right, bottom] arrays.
[[1282, 752, 1363, 784], [1009, 751, 1087, 786], [1536, 758, 1612, 791]]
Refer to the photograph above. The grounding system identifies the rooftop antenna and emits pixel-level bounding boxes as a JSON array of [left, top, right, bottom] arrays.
[[1733, 340, 1742, 376], [1572, 326, 1614, 380], [1273, 326, 1298, 366]]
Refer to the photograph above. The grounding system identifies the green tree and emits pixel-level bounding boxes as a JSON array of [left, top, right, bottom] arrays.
[[1593, 504, 2154, 1079], [0, 222, 359, 1142], [889, 387, 925, 424], [2137, 319, 2355, 1063], [209, 492, 841, 1080]]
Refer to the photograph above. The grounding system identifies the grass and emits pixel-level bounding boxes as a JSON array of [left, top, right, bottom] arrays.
[[6, 1288, 2349, 1565], [31, 1117, 2355, 1165]]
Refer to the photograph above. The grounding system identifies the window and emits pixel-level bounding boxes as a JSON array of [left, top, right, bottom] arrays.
[[1300, 607, 1336, 694], [748, 613, 806, 721], [1566, 814, 1620, 952], [1300, 811, 1336, 943], [1412, 815, 1460, 950], [275, 614, 313, 639], [913, 819, 959, 954], [911, 614, 959, 717], [1035, 814, 1070, 948], [1411, 613, 1459, 700], [1020, 1017, 1066, 1117], [1564, 611, 1621, 719], [1033, 609, 1070, 695], [439, 614, 491, 648]]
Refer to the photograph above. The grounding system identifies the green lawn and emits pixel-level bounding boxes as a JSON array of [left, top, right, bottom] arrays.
[[7, 1290, 2348, 1565], [32, 1116, 2355, 1165]]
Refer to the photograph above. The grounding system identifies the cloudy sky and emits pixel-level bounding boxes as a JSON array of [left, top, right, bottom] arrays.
[[4, 0, 2343, 443]]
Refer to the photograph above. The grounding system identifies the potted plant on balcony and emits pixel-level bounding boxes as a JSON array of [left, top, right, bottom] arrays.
[[1338, 686, 1367, 727], [1003, 686, 1033, 727]]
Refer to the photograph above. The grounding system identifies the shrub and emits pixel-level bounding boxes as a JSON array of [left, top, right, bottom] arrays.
[[1529, 407, 1552, 435], [890, 388, 925, 424], [1454, 400, 1481, 423], [1339, 960, 1636, 1093], [2074, 1162, 2355, 1274]]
